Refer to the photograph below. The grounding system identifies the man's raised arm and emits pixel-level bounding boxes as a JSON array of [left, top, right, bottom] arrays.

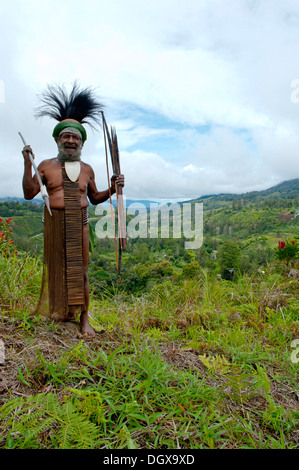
[[22, 145, 42, 200]]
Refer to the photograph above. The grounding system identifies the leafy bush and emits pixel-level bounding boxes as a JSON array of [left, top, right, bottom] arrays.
[[274, 239, 299, 267]]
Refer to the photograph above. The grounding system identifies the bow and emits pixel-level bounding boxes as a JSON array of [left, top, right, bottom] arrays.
[[101, 112, 127, 277]]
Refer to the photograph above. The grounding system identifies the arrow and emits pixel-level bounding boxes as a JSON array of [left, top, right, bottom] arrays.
[[100, 112, 126, 277]]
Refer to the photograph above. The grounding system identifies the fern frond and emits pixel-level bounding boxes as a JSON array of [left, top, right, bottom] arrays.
[[66, 388, 107, 425], [0, 392, 102, 449], [56, 401, 99, 449], [198, 353, 235, 375], [0, 397, 23, 423]]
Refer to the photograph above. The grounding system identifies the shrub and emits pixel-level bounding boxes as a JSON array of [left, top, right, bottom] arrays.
[[0, 217, 16, 257], [274, 239, 299, 268]]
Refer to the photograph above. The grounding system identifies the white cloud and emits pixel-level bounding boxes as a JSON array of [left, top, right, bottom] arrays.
[[1, 0, 299, 200], [183, 164, 197, 173]]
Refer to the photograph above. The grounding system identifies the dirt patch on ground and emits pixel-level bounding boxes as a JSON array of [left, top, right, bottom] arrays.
[[0, 316, 122, 403]]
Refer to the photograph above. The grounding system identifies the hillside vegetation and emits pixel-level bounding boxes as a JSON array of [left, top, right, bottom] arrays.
[[0, 179, 298, 449]]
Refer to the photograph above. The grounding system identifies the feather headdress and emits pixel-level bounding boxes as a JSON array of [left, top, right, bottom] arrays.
[[35, 82, 104, 142]]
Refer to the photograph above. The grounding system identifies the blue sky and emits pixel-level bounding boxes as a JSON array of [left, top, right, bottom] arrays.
[[1, 0, 299, 201], [111, 103, 209, 160]]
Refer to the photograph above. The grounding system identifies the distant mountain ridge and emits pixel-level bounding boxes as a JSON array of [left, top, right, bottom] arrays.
[[186, 178, 299, 205], [251, 178, 299, 198], [0, 197, 157, 210], [2, 179, 299, 208], [0, 197, 43, 204]]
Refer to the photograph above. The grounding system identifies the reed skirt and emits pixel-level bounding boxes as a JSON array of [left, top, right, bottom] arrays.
[[34, 207, 86, 320]]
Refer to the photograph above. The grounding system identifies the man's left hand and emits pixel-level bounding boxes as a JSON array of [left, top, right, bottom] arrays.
[[111, 174, 125, 190]]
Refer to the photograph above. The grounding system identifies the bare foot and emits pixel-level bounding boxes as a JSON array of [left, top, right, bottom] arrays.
[[80, 312, 95, 338]]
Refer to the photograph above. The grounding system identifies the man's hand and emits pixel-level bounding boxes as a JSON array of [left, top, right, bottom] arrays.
[[111, 174, 125, 191], [22, 145, 35, 165]]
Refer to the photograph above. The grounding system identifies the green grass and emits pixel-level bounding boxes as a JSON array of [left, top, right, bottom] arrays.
[[0, 252, 298, 449]]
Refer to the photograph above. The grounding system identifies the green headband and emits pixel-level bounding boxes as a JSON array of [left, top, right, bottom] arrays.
[[52, 120, 87, 142]]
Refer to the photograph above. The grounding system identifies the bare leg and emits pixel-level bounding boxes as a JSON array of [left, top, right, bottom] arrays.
[[80, 224, 95, 337]]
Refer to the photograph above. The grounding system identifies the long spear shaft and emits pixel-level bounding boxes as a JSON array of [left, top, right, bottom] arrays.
[[18, 132, 52, 216]]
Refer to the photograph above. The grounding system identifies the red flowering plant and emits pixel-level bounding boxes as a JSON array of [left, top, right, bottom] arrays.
[[274, 238, 299, 268], [0, 217, 16, 257]]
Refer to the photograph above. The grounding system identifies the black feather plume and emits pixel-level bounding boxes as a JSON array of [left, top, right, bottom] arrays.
[[35, 82, 104, 128]]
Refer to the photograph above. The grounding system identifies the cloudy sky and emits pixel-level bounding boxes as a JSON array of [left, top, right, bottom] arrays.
[[1, 0, 299, 201]]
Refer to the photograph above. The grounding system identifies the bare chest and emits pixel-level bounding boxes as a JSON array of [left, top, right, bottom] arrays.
[[43, 162, 90, 194]]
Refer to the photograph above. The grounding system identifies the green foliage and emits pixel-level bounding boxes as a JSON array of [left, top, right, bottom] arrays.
[[0, 392, 103, 449], [89, 222, 95, 253], [0, 207, 44, 256], [182, 260, 201, 278], [274, 239, 299, 267], [0, 248, 42, 311], [198, 353, 236, 374], [218, 240, 241, 280], [66, 388, 107, 425], [122, 260, 174, 294], [0, 200, 43, 217], [0, 217, 15, 257]]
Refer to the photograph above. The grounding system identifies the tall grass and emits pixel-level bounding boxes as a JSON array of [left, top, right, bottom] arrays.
[[0, 251, 42, 312]]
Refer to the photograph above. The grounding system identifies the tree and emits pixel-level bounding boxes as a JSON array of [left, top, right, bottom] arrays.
[[218, 240, 240, 280], [182, 260, 200, 278]]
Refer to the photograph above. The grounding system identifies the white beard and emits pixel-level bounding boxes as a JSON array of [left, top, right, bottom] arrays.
[[57, 141, 82, 162]]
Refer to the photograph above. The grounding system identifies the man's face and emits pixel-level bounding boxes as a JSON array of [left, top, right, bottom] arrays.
[[57, 132, 83, 161]]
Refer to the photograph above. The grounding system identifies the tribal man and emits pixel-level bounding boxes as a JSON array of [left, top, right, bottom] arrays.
[[22, 83, 124, 338]]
